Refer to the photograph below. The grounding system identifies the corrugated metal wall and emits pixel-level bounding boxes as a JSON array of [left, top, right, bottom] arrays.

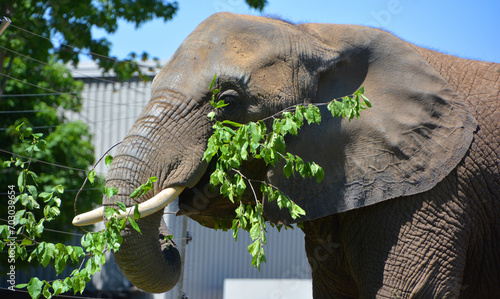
[[68, 73, 152, 175], [67, 63, 312, 298], [165, 202, 312, 299]]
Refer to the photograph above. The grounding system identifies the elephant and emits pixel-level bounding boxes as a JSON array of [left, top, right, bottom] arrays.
[[73, 12, 500, 298]]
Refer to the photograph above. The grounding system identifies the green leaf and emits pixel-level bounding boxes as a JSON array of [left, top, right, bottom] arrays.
[[42, 281, 52, 299], [209, 170, 221, 186], [26, 185, 38, 199], [39, 192, 52, 202], [105, 155, 113, 167], [14, 210, 25, 226], [133, 204, 141, 220], [283, 159, 294, 178], [53, 185, 64, 194], [103, 186, 118, 198], [213, 99, 228, 109], [235, 175, 246, 196], [16, 122, 25, 133], [18, 170, 26, 193], [69, 246, 84, 263], [304, 104, 321, 124], [129, 187, 141, 199], [209, 74, 217, 90], [32, 133, 43, 139], [249, 223, 261, 240], [52, 280, 64, 296], [88, 170, 96, 184], [129, 177, 157, 199], [116, 201, 127, 212], [291, 204, 306, 219], [28, 171, 39, 185], [128, 217, 141, 234], [221, 120, 243, 128], [35, 219, 45, 237], [27, 277, 44, 299], [104, 206, 117, 218], [21, 238, 33, 246], [356, 86, 365, 95], [361, 94, 372, 107], [41, 243, 56, 267], [247, 239, 260, 257], [0, 225, 10, 239]]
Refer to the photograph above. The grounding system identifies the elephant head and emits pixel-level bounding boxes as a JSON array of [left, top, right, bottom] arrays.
[[73, 13, 476, 293]]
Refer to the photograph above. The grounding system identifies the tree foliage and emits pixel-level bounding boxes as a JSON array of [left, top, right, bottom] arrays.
[[0, 56, 102, 252], [1, 124, 143, 298]]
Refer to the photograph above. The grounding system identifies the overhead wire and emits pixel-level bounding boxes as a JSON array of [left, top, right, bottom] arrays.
[[0, 218, 84, 236], [8, 23, 155, 69], [0, 44, 154, 91], [0, 101, 146, 113], [0, 71, 151, 109], [0, 92, 78, 98], [0, 148, 104, 174], [0, 24, 155, 117], [0, 72, 80, 99]]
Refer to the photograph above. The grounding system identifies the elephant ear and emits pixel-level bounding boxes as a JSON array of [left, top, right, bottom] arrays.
[[264, 24, 477, 224]]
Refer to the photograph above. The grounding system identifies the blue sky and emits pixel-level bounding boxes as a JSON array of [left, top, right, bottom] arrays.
[[91, 0, 500, 63]]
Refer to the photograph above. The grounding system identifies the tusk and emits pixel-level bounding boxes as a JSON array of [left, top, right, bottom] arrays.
[[72, 186, 185, 226]]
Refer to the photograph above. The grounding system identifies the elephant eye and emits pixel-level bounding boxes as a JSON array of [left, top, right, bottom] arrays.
[[217, 89, 243, 118], [218, 89, 240, 104]]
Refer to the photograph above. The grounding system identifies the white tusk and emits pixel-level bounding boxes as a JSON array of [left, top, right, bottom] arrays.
[[72, 186, 185, 226]]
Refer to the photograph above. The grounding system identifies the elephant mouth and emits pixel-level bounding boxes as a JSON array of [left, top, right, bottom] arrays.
[[175, 165, 241, 228]]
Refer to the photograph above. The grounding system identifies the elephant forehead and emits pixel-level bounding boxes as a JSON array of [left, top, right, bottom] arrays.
[[183, 17, 294, 68], [164, 15, 302, 69]]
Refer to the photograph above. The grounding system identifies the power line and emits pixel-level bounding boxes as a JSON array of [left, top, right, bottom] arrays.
[[0, 218, 85, 236], [0, 109, 56, 114], [0, 148, 100, 174], [0, 45, 155, 94], [0, 125, 58, 131], [9, 23, 155, 69], [0, 92, 78, 97], [0, 82, 149, 111], [0, 73, 150, 108], [0, 64, 151, 103], [0, 188, 101, 196], [0, 72, 79, 99]]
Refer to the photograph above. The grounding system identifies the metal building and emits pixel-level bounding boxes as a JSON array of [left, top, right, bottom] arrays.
[[67, 62, 313, 299]]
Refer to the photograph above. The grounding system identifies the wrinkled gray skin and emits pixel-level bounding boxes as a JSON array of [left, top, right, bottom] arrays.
[[102, 13, 499, 297]]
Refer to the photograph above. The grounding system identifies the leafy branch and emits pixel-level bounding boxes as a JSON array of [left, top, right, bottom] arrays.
[[203, 75, 371, 268], [0, 124, 147, 299]]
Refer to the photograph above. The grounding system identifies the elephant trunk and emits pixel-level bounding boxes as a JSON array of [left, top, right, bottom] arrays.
[[103, 149, 182, 293], [112, 208, 181, 293], [98, 91, 210, 292]]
